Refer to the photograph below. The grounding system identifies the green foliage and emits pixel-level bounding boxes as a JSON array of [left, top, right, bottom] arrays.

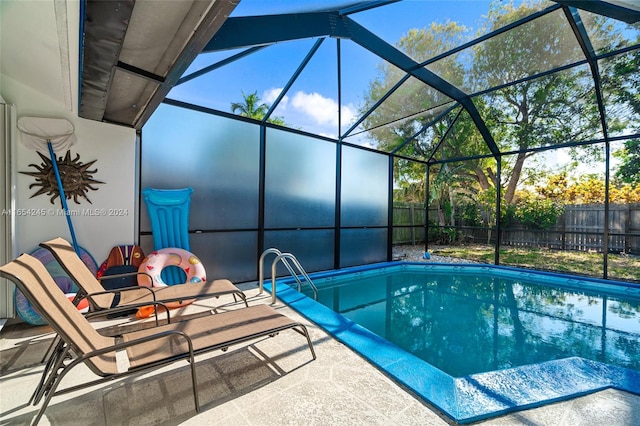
[[230, 90, 286, 125], [361, 21, 469, 154], [231, 90, 268, 119], [464, 188, 565, 229], [427, 219, 443, 243], [456, 201, 483, 227], [500, 202, 518, 227], [515, 198, 565, 230], [363, 0, 632, 212], [441, 227, 458, 244], [615, 140, 640, 185]]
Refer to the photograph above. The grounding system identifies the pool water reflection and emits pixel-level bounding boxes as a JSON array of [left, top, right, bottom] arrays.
[[271, 262, 640, 423], [303, 269, 640, 377]]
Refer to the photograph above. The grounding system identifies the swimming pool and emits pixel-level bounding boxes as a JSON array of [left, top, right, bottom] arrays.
[[267, 262, 640, 423]]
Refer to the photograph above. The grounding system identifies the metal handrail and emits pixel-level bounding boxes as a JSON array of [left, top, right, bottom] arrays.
[[258, 248, 289, 294], [258, 248, 318, 304], [270, 253, 318, 304]]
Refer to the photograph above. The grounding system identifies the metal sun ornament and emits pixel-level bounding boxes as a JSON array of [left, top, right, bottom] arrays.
[[20, 150, 105, 204]]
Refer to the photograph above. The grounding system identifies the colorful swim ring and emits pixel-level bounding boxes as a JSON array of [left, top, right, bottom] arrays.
[[14, 246, 98, 325], [137, 248, 206, 311]]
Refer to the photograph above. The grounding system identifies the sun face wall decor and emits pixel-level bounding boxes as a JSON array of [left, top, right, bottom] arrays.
[[20, 150, 105, 204]]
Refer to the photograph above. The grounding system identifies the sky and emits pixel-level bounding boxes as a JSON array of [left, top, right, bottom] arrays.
[[168, 0, 504, 139], [164, 0, 637, 169]]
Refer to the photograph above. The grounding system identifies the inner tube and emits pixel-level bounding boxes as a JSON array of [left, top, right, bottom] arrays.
[[137, 248, 206, 288], [136, 248, 206, 314], [15, 246, 97, 325]]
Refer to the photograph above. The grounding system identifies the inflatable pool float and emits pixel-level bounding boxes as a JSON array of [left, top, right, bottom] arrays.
[[135, 248, 206, 316], [14, 246, 97, 325]]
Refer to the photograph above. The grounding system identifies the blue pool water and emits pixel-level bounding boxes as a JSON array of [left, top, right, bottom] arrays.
[[269, 262, 640, 423]]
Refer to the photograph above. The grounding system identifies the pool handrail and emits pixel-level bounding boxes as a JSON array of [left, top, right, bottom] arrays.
[[258, 248, 287, 294], [259, 248, 302, 294], [270, 253, 318, 305], [258, 248, 318, 304]]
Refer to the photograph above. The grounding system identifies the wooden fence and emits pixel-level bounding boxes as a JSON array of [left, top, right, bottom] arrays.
[[393, 203, 640, 255], [392, 204, 427, 245]]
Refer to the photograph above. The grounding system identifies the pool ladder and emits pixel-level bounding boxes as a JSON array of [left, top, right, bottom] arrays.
[[258, 248, 318, 305]]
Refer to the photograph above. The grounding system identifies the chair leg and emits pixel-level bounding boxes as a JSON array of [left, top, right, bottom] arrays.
[[189, 357, 199, 412], [31, 348, 75, 425], [294, 325, 317, 360], [238, 292, 248, 307], [38, 334, 59, 364], [30, 337, 65, 405]]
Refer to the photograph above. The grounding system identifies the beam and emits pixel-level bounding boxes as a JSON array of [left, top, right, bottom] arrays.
[[177, 46, 267, 86], [343, 17, 501, 156], [133, 0, 240, 129], [79, 0, 135, 121], [553, 0, 640, 24], [203, 12, 340, 52], [564, 5, 612, 276]]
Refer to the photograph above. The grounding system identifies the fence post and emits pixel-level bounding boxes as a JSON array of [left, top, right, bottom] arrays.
[[625, 204, 631, 254], [410, 204, 415, 245], [561, 210, 566, 251]]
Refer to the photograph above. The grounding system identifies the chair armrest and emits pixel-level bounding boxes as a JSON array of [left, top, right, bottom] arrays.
[[98, 271, 152, 281], [75, 329, 196, 371], [81, 285, 157, 303], [84, 301, 171, 323], [84, 301, 172, 325]]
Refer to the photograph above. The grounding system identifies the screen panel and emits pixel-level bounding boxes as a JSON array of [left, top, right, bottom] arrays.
[[141, 104, 260, 232], [189, 232, 258, 283], [340, 228, 388, 268], [264, 229, 335, 276], [139, 231, 258, 283], [341, 146, 389, 227], [264, 128, 336, 228]]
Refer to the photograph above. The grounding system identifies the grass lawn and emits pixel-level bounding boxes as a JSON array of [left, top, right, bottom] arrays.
[[432, 244, 640, 282]]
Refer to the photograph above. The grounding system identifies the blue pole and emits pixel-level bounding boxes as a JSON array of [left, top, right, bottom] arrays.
[[46, 141, 80, 256]]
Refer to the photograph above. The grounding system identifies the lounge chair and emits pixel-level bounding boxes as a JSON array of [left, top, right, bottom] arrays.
[[0, 254, 316, 425], [40, 237, 248, 314]]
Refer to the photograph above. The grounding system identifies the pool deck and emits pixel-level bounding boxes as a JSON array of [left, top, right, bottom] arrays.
[[1, 282, 639, 425], [271, 262, 640, 423]]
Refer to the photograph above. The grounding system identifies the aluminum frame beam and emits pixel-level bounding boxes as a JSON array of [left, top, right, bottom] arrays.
[[204, 11, 500, 157], [553, 0, 640, 23]]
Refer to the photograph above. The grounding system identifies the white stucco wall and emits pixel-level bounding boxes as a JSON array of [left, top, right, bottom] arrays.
[[1, 0, 138, 266]]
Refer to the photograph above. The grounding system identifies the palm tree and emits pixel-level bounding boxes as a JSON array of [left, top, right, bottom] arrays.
[[230, 90, 269, 120]]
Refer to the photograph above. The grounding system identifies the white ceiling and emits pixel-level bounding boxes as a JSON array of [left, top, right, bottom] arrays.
[[0, 0, 76, 110]]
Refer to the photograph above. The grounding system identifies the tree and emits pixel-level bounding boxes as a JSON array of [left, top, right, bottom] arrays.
[[472, 1, 606, 204], [607, 51, 640, 185], [361, 21, 469, 158], [615, 140, 640, 185], [362, 0, 632, 216], [231, 90, 268, 119], [535, 173, 640, 203], [230, 90, 286, 125]]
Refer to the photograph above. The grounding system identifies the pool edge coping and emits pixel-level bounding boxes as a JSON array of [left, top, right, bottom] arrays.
[[267, 261, 640, 424]]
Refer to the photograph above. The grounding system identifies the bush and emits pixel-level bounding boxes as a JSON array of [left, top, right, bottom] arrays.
[[456, 201, 483, 226], [515, 198, 565, 230]]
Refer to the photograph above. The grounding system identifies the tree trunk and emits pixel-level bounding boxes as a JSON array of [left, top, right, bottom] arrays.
[[449, 188, 455, 227], [504, 152, 527, 205], [475, 166, 491, 190]]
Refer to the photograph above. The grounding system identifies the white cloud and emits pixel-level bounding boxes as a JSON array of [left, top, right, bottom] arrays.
[[291, 91, 340, 126], [340, 104, 356, 129], [263, 89, 359, 137], [262, 87, 288, 108]]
